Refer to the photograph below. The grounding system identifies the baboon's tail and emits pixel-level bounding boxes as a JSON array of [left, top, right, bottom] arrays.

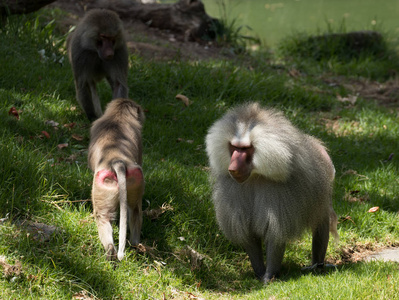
[[112, 160, 128, 261]]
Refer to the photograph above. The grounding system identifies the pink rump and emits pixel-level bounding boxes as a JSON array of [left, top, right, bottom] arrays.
[[96, 169, 118, 185]]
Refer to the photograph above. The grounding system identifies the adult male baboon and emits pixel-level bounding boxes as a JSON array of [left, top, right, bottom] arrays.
[[88, 98, 144, 261], [67, 9, 129, 121], [205, 102, 338, 283]]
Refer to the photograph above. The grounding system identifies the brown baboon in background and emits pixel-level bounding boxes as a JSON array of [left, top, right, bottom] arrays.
[[205, 102, 338, 283], [67, 9, 129, 121], [88, 98, 144, 261]]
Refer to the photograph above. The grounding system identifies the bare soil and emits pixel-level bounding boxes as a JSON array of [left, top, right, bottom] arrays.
[[52, 0, 232, 62], [322, 76, 399, 108]]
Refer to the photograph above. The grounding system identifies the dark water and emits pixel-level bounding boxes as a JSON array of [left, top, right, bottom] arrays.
[[202, 0, 399, 47]]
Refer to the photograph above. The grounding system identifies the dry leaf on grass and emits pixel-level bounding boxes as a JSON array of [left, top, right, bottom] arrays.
[[63, 122, 76, 129], [368, 206, 379, 213], [143, 203, 173, 220], [337, 94, 358, 105], [339, 215, 355, 224], [177, 138, 194, 144], [135, 243, 157, 258], [8, 107, 20, 120], [288, 68, 301, 78], [41, 131, 50, 139], [178, 246, 211, 270], [45, 120, 59, 127], [71, 134, 84, 141], [57, 143, 69, 150], [176, 94, 191, 107]]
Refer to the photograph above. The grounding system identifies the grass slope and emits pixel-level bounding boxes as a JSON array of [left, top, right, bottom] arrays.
[[0, 11, 398, 299]]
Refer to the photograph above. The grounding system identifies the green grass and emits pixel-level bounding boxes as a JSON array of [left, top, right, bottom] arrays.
[[0, 11, 398, 299], [278, 22, 399, 80]]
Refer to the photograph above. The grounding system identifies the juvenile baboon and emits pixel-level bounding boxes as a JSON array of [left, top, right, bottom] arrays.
[[67, 9, 129, 121], [88, 98, 144, 261], [205, 102, 338, 283]]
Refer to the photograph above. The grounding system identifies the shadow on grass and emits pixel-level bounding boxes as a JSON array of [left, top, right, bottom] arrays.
[[330, 133, 399, 213], [1, 219, 119, 298]]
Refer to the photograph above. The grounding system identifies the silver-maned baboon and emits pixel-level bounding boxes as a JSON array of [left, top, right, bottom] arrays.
[[88, 98, 144, 261], [67, 9, 129, 121], [205, 102, 338, 283]]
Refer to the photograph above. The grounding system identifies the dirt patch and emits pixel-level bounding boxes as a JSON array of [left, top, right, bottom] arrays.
[[335, 242, 378, 264], [343, 78, 399, 107], [0, 256, 22, 278], [51, 0, 233, 62], [323, 76, 399, 107], [330, 241, 399, 265]]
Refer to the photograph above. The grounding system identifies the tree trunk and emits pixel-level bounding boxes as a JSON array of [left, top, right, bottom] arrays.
[[1, 0, 56, 17], [59, 0, 221, 41]]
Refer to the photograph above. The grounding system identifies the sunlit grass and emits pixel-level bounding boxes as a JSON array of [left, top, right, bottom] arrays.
[[0, 10, 398, 299]]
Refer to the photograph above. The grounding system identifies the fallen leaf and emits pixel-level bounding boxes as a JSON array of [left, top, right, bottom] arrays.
[[45, 120, 59, 127], [41, 131, 50, 139], [368, 206, 379, 213], [337, 94, 358, 105], [143, 203, 174, 220], [288, 68, 301, 78], [135, 243, 157, 258], [176, 138, 194, 144], [63, 122, 76, 129], [8, 107, 20, 119], [339, 215, 355, 224], [176, 94, 191, 107], [57, 143, 69, 150], [0, 213, 9, 223], [179, 246, 211, 270], [27, 274, 38, 282], [71, 134, 84, 141], [66, 153, 78, 162]]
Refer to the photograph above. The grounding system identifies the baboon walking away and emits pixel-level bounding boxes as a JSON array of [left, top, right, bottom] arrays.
[[88, 98, 144, 261]]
